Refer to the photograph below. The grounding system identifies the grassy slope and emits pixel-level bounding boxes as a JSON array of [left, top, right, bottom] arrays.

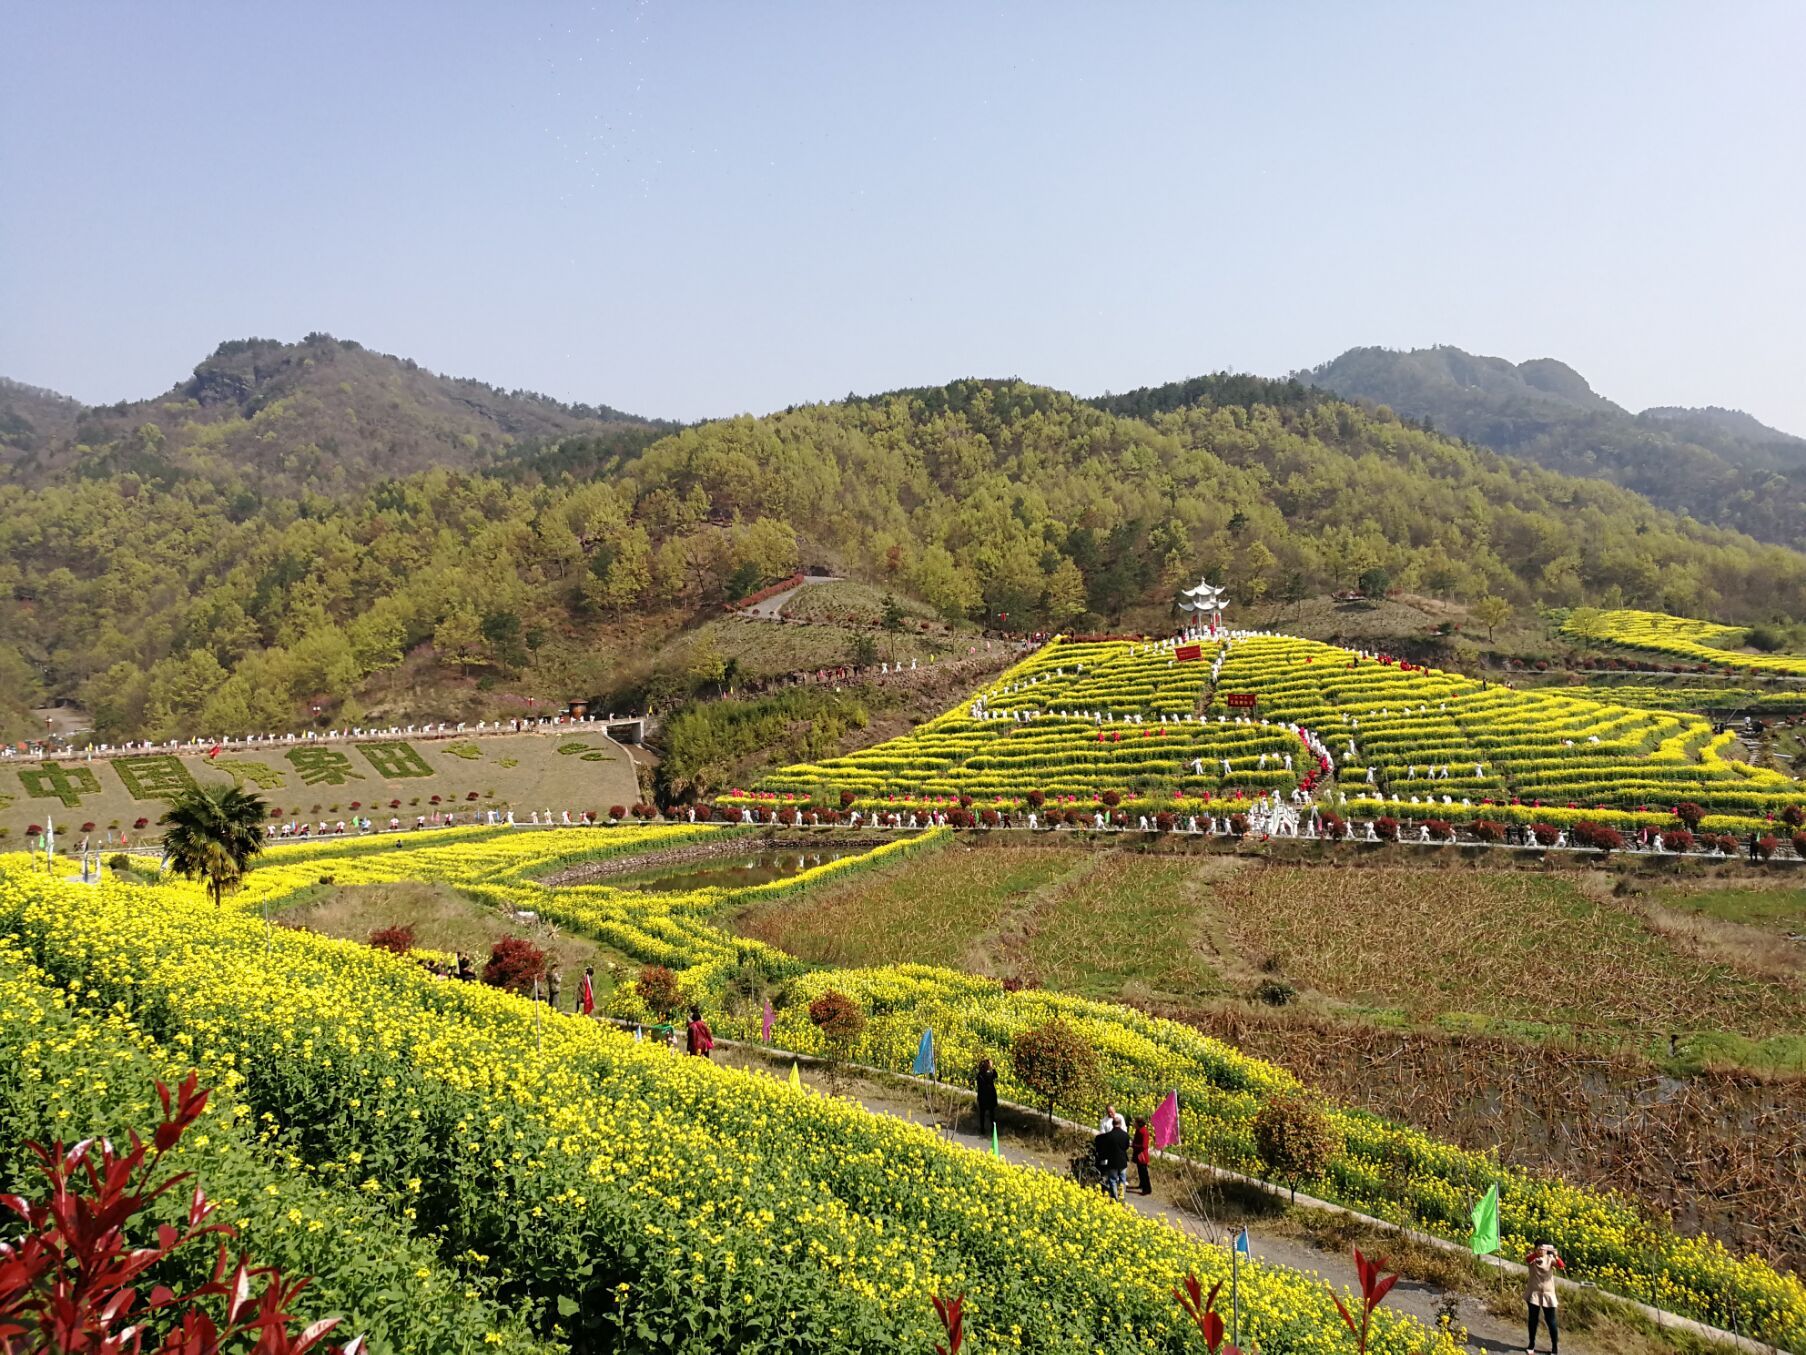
[[732, 840, 1806, 1276], [275, 878, 632, 997], [0, 728, 640, 843], [733, 845, 1806, 1065]]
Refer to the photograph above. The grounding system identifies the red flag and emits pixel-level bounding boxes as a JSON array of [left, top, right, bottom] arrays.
[[1150, 1090, 1180, 1149], [207, 744, 222, 758], [1174, 643, 1202, 662]]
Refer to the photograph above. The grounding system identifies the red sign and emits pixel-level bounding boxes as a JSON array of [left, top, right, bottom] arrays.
[[1174, 643, 1203, 662], [1225, 693, 1258, 709]]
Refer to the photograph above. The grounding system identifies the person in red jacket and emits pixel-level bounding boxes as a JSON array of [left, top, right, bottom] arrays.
[[686, 1005, 714, 1058], [1131, 1116, 1153, 1196]]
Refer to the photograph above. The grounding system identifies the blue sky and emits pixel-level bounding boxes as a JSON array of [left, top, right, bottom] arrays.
[[3, 2, 1802, 432]]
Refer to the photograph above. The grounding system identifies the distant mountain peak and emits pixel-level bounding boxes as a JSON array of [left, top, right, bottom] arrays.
[[0, 376, 85, 464], [1513, 357, 1602, 405], [4, 333, 659, 492], [1308, 345, 1621, 415], [1307, 343, 1806, 546]]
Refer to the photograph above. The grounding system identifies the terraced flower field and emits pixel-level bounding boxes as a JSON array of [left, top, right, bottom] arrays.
[[753, 637, 1314, 802], [14, 825, 1796, 1347], [1218, 635, 1797, 815], [743, 633, 1804, 823], [1562, 607, 1806, 676], [1, 841, 1456, 1355]]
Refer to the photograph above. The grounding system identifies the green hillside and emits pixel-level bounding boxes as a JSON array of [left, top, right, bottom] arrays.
[[8, 350, 1806, 744], [1307, 344, 1806, 546], [0, 376, 83, 465], [4, 333, 660, 493]]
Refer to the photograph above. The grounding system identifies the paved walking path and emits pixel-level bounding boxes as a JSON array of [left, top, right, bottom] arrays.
[[709, 1047, 1574, 1355], [741, 574, 840, 619]]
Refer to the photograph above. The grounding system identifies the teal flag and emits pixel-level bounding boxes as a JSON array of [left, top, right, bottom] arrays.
[[911, 1028, 935, 1077], [1470, 1182, 1500, 1256]]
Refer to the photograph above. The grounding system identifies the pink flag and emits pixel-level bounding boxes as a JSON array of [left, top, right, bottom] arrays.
[[761, 1000, 774, 1044], [1150, 1091, 1180, 1149]]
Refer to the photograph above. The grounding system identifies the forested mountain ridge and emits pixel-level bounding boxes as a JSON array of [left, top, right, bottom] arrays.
[[7, 362, 1806, 745], [0, 377, 84, 464], [1305, 345, 1806, 545], [1, 333, 661, 495]]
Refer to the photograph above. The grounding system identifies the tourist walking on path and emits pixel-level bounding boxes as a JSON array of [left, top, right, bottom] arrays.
[[1094, 1118, 1131, 1202], [546, 968, 560, 1011], [579, 966, 596, 1016], [1525, 1242, 1564, 1353], [686, 1005, 715, 1058], [975, 1058, 999, 1136], [1131, 1116, 1152, 1196]]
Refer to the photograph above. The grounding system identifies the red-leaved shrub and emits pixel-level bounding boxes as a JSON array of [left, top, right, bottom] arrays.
[[368, 924, 416, 955], [0, 1072, 364, 1355], [1573, 821, 1623, 854], [481, 935, 549, 994], [638, 964, 685, 1021]]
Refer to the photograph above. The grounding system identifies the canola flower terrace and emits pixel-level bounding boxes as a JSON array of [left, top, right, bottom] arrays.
[[0, 853, 1454, 1355], [0, 935, 549, 1355], [20, 820, 1803, 1347], [1562, 608, 1806, 677], [734, 632, 1805, 832]]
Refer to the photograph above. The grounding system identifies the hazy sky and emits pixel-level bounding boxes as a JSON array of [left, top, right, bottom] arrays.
[[3, 2, 1802, 432]]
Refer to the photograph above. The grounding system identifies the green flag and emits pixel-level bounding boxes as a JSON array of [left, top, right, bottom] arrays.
[[991, 1124, 1000, 1158], [1470, 1182, 1500, 1256]]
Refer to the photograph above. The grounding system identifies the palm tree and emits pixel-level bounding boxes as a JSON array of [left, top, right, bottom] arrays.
[[159, 784, 268, 907]]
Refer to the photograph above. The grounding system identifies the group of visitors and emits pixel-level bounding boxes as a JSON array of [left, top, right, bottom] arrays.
[[1091, 1105, 1153, 1202]]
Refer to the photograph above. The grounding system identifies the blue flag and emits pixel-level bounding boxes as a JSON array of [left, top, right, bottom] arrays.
[[1233, 1229, 1250, 1255], [911, 1028, 935, 1078]]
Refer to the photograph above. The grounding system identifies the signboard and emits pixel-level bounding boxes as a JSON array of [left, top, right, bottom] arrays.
[[1225, 693, 1258, 710]]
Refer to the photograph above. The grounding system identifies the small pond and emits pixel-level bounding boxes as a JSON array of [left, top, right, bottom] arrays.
[[613, 848, 868, 893]]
